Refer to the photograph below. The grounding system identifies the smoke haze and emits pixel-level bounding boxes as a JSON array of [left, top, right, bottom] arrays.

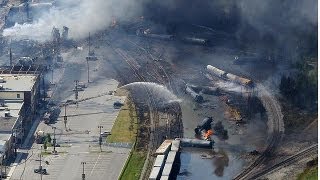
[[3, 0, 142, 41], [2, 0, 317, 46]]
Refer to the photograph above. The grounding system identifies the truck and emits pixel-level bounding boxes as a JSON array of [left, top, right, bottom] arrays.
[[77, 82, 87, 88]]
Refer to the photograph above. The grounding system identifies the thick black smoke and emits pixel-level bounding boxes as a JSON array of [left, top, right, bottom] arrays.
[[142, 0, 317, 33], [141, 0, 317, 58], [3, 0, 317, 57]]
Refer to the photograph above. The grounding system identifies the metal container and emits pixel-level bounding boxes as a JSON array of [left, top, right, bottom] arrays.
[[149, 166, 161, 180], [145, 34, 174, 40], [199, 117, 213, 129], [186, 86, 203, 103], [178, 138, 213, 148], [154, 155, 165, 168], [162, 163, 173, 176], [155, 140, 172, 155], [207, 65, 226, 77], [207, 65, 253, 87], [160, 175, 169, 180], [182, 37, 209, 45], [171, 140, 180, 152], [166, 151, 177, 164]]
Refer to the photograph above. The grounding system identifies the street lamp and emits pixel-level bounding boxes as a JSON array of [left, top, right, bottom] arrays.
[[86, 59, 90, 83], [81, 162, 86, 180], [64, 102, 68, 130], [52, 127, 57, 154], [98, 126, 103, 152]]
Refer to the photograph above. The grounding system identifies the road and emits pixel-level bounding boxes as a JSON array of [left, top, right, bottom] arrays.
[[8, 45, 130, 180]]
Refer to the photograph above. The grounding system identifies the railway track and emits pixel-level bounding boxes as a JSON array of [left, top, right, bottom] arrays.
[[109, 41, 162, 179], [125, 38, 175, 92], [233, 83, 284, 180], [127, 32, 285, 180], [249, 144, 318, 179], [114, 36, 185, 179]]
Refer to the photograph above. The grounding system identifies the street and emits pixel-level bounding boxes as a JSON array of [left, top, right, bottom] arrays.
[[7, 45, 130, 180]]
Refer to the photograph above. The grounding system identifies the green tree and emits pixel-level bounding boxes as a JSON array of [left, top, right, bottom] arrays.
[[45, 134, 52, 144]]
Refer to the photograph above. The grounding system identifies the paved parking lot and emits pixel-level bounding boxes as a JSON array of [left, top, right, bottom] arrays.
[[9, 78, 129, 180]]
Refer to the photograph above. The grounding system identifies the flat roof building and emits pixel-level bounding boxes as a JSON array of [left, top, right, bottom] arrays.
[[0, 72, 41, 163], [0, 74, 40, 122]]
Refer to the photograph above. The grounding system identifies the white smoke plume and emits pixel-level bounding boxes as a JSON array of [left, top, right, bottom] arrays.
[[120, 82, 181, 107], [214, 81, 248, 94], [3, 0, 142, 42]]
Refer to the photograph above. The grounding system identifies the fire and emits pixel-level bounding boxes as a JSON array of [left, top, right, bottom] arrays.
[[204, 130, 213, 140]]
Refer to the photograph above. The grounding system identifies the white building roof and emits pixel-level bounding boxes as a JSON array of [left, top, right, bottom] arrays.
[[0, 134, 11, 142], [0, 101, 23, 117], [0, 74, 37, 92], [0, 134, 11, 153], [0, 101, 23, 132]]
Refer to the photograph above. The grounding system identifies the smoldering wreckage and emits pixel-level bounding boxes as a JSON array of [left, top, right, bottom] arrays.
[[0, 0, 316, 180]]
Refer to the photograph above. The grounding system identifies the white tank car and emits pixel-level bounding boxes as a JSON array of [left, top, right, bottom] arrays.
[[206, 65, 226, 78], [206, 65, 253, 87]]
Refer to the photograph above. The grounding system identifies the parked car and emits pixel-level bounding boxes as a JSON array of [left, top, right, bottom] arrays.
[[34, 167, 47, 174], [100, 131, 111, 137], [113, 101, 124, 108]]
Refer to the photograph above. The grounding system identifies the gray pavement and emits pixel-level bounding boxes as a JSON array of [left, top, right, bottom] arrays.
[[7, 44, 130, 180]]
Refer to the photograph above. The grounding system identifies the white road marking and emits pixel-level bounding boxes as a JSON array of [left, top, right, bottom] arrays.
[[90, 153, 102, 175]]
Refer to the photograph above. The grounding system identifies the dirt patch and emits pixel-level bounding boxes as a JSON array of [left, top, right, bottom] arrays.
[[281, 98, 317, 134]]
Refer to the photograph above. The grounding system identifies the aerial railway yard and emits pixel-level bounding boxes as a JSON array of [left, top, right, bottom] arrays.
[[0, 1, 316, 180], [102, 33, 184, 179], [104, 30, 312, 180], [0, 28, 316, 180]]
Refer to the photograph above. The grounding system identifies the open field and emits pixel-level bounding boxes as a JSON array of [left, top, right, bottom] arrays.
[[107, 98, 138, 143], [120, 150, 147, 180], [297, 166, 318, 180]]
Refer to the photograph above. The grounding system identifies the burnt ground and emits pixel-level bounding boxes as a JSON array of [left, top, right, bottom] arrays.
[[107, 25, 316, 179]]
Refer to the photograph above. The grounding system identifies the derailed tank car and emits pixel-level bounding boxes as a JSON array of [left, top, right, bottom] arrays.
[[185, 85, 204, 103], [136, 29, 174, 40], [194, 117, 213, 134], [206, 65, 253, 87], [181, 37, 210, 46]]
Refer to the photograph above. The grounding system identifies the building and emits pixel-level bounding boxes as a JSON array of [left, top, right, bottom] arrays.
[[0, 101, 24, 166], [0, 74, 41, 163], [0, 74, 41, 121]]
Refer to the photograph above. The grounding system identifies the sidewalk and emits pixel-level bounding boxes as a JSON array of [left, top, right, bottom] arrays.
[[5, 108, 45, 179]]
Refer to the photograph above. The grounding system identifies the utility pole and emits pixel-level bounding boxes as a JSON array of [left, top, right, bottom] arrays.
[[81, 162, 86, 180], [98, 125, 103, 152], [42, 73, 46, 101], [51, 66, 54, 84], [86, 59, 89, 83], [39, 146, 43, 180], [52, 127, 57, 154], [74, 80, 79, 100], [9, 48, 12, 66], [64, 103, 67, 130], [74, 80, 79, 107], [86, 32, 91, 83], [88, 32, 91, 56]]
